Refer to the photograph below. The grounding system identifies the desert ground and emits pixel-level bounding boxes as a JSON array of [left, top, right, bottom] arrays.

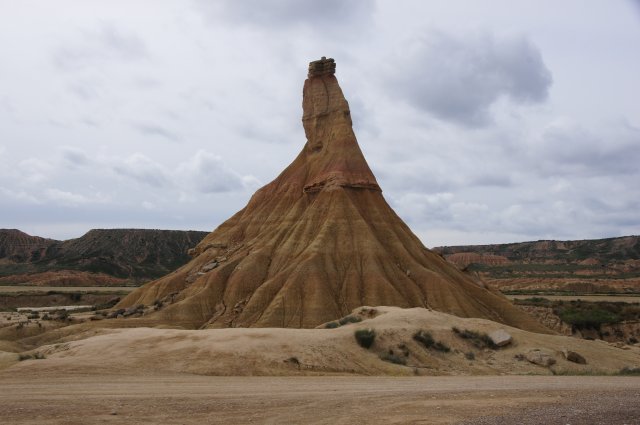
[[2, 302, 640, 425], [2, 306, 640, 423], [1, 374, 639, 424]]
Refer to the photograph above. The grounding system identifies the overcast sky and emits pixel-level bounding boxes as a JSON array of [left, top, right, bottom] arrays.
[[1, 1, 639, 247]]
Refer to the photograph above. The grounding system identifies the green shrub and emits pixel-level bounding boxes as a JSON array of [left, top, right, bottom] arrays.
[[338, 315, 362, 326], [325, 321, 339, 329], [558, 307, 620, 329], [452, 327, 497, 349], [413, 330, 450, 352], [354, 328, 376, 349], [380, 352, 406, 365]]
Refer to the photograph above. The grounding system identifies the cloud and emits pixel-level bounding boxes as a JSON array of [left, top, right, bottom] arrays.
[[53, 23, 148, 71], [531, 120, 640, 177], [132, 123, 180, 143], [388, 31, 552, 126], [113, 153, 170, 188], [18, 158, 54, 185], [177, 150, 248, 193], [60, 146, 91, 168], [44, 188, 109, 206], [196, 0, 374, 29]]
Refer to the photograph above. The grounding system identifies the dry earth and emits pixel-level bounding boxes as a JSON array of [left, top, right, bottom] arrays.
[[0, 374, 639, 424], [2, 306, 640, 424], [2, 307, 639, 376]]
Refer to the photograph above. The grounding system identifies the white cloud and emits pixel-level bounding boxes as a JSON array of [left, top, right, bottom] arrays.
[[53, 23, 148, 71], [18, 158, 54, 185], [177, 150, 247, 193], [113, 153, 170, 188], [44, 188, 109, 206]]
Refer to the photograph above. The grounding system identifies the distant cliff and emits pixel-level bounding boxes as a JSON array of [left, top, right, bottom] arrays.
[[0, 229, 209, 285], [434, 236, 640, 294]]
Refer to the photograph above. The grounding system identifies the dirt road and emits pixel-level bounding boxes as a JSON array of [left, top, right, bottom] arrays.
[[1, 374, 639, 424]]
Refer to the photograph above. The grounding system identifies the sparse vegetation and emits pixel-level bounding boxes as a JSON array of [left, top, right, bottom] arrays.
[[558, 307, 620, 329], [379, 352, 406, 365], [465, 351, 475, 360], [354, 328, 376, 349], [18, 352, 45, 361], [413, 330, 450, 352], [338, 315, 362, 326], [452, 327, 497, 349], [619, 366, 640, 376], [325, 315, 362, 329]]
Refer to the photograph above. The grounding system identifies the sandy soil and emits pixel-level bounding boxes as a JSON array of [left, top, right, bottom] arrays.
[[3, 307, 639, 376], [0, 374, 639, 424]]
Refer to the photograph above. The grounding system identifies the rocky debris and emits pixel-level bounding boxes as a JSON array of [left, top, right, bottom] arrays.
[[488, 329, 513, 347], [525, 349, 556, 367], [108, 306, 145, 319], [185, 272, 206, 284], [201, 261, 219, 272], [562, 349, 587, 364], [122, 305, 145, 317], [516, 306, 573, 336], [106, 296, 121, 306]]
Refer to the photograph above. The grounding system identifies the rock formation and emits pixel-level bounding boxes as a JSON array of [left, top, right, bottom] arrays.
[[118, 57, 550, 333]]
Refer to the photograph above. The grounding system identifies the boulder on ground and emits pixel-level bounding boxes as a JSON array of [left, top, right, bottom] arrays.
[[525, 349, 556, 367], [563, 349, 587, 364], [488, 329, 512, 347]]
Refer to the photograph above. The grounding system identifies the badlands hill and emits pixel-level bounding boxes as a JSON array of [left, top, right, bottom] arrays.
[[0, 229, 208, 286], [4, 307, 638, 377], [118, 58, 548, 333], [435, 236, 640, 293]]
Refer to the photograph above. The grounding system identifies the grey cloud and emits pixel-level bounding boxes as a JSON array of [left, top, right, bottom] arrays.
[[470, 174, 513, 187], [60, 147, 91, 168], [533, 122, 640, 177], [177, 150, 246, 193], [132, 123, 180, 143], [196, 0, 374, 29], [388, 31, 552, 126], [53, 23, 148, 71]]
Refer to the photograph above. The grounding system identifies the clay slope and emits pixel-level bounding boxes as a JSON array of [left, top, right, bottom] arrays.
[[119, 58, 549, 332]]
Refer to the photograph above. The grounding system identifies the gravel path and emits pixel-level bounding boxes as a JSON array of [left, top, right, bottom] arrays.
[[1, 375, 640, 424]]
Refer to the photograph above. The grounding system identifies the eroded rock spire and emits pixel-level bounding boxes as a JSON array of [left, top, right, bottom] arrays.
[[117, 58, 550, 334]]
